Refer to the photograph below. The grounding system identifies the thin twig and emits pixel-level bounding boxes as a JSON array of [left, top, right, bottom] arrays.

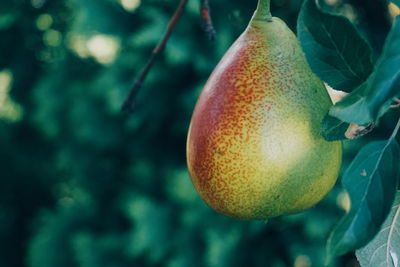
[[390, 97, 400, 108], [122, 0, 189, 113], [200, 0, 216, 40]]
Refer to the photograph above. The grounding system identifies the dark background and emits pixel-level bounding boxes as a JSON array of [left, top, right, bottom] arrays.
[[0, 0, 398, 266]]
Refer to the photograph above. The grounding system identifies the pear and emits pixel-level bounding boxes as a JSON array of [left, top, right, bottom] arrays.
[[186, 0, 342, 220]]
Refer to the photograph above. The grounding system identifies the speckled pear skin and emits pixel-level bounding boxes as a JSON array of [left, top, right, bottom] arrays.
[[186, 16, 342, 220]]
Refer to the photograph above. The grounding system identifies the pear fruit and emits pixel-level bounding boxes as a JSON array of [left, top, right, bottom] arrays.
[[186, 0, 342, 220]]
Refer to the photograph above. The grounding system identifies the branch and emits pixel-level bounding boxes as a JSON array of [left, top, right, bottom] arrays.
[[390, 97, 400, 108], [200, 0, 216, 40], [122, 0, 189, 113]]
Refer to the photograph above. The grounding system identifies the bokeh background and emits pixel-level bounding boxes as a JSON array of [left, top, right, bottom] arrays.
[[1, 0, 399, 266]]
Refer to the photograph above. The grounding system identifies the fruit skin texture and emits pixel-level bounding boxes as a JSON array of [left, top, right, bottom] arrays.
[[186, 14, 342, 220]]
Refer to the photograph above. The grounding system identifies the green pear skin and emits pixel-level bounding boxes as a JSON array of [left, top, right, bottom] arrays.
[[186, 6, 342, 220]]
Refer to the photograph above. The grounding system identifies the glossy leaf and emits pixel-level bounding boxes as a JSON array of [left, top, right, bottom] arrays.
[[326, 139, 400, 259], [297, 0, 373, 92], [321, 114, 349, 141], [356, 192, 400, 267], [330, 16, 400, 125]]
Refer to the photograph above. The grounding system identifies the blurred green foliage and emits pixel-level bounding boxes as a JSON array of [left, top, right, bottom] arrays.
[[0, 0, 398, 266]]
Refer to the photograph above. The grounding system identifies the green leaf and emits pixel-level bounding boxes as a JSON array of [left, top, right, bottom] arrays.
[[329, 83, 371, 125], [356, 191, 400, 267], [321, 114, 349, 141], [393, 0, 400, 7], [326, 138, 400, 259], [297, 0, 373, 92], [330, 17, 400, 125]]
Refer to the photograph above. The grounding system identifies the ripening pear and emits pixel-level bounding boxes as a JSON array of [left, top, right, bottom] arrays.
[[186, 0, 342, 220]]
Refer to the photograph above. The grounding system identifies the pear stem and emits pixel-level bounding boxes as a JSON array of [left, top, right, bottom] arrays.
[[253, 0, 272, 22]]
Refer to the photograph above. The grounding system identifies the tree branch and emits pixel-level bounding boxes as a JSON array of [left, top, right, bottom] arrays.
[[122, 0, 189, 113], [390, 97, 400, 108], [200, 0, 216, 40]]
